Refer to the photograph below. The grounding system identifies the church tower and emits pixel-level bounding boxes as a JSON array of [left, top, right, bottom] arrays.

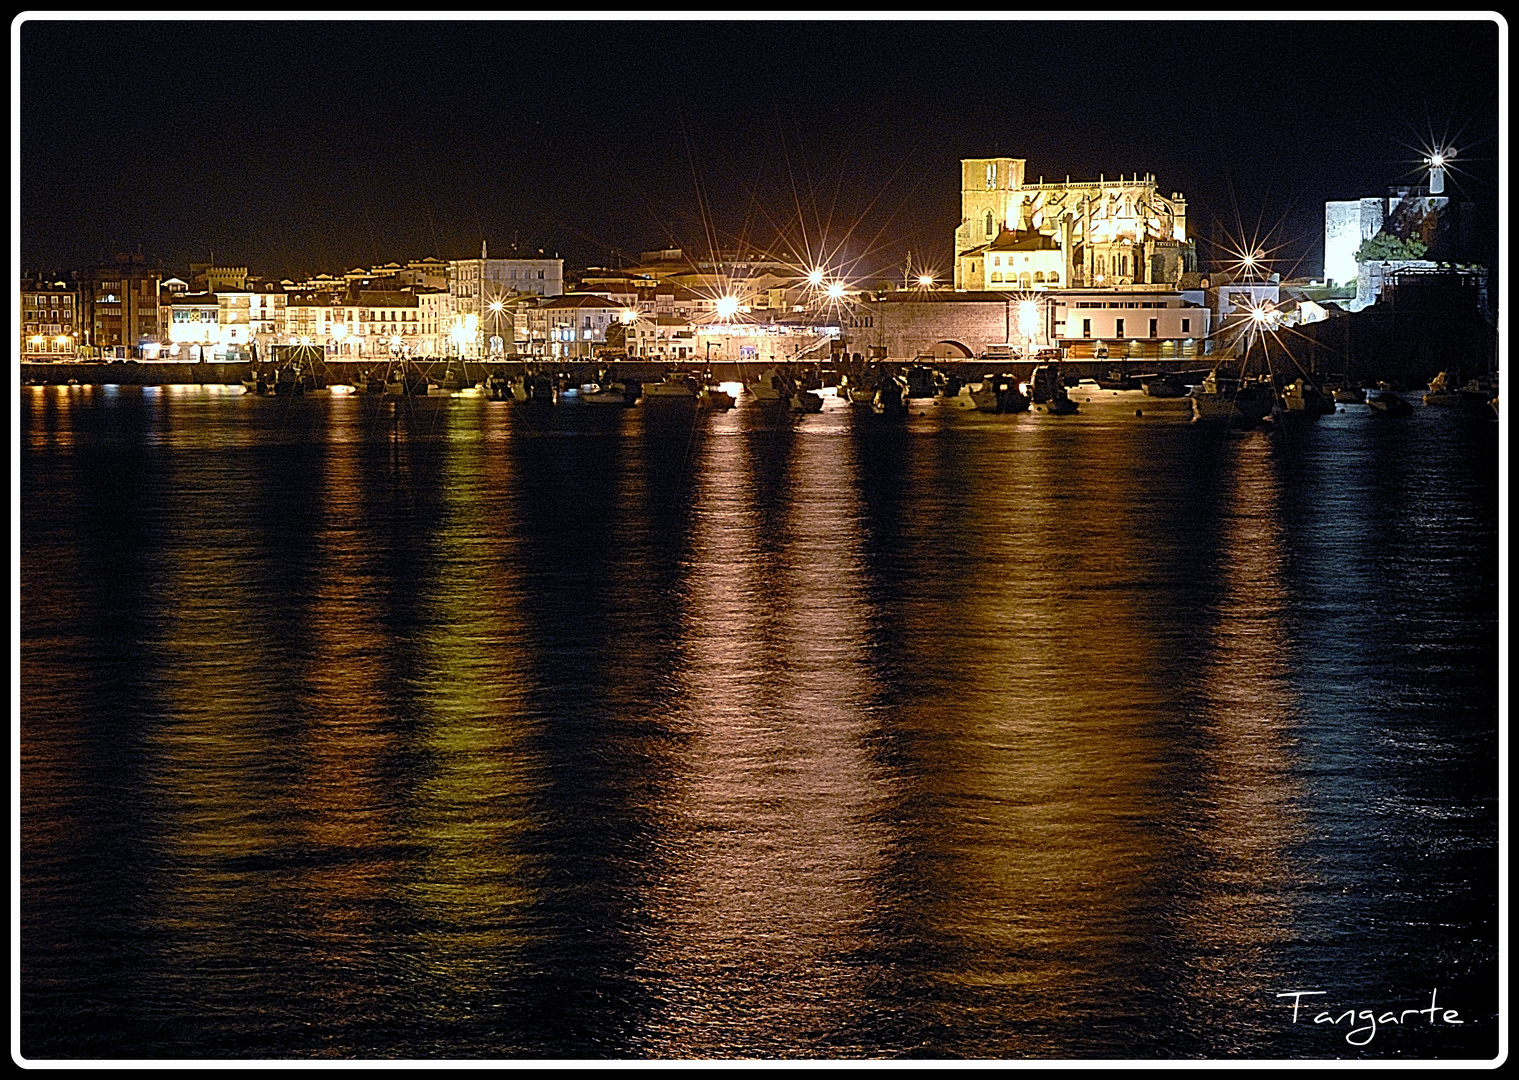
[[954, 157, 1025, 287]]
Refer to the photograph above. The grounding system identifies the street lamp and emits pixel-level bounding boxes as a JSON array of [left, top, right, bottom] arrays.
[[488, 299, 504, 356], [1017, 297, 1041, 359]]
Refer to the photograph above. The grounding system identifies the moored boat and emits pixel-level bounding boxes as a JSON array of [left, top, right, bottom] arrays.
[[698, 385, 736, 411], [641, 371, 699, 402], [1365, 388, 1413, 416], [1028, 364, 1077, 415], [579, 380, 636, 406], [1279, 377, 1336, 415], [1189, 370, 1273, 425], [1423, 369, 1462, 406], [1140, 372, 1187, 398]]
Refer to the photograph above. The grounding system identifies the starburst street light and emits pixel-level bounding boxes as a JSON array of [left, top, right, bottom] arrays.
[[918, 274, 935, 288], [826, 282, 846, 301], [806, 268, 825, 288], [715, 295, 740, 320]]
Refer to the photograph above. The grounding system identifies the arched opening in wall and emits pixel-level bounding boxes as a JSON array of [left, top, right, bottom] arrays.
[[925, 340, 973, 360], [1033, 272, 1045, 283], [1049, 270, 1060, 283], [1019, 272, 1031, 288], [992, 272, 1003, 283], [985, 211, 994, 237]]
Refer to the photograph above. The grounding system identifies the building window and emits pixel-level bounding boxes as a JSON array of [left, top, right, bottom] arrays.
[[1181, 318, 1191, 333], [1082, 318, 1091, 337], [986, 161, 997, 189], [991, 272, 1003, 283], [984, 211, 994, 237], [1115, 319, 1125, 338], [1149, 319, 1158, 338]]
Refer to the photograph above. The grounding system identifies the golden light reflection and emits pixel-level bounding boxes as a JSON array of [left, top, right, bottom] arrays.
[[876, 420, 1186, 1051], [397, 400, 542, 985], [636, 417, 888, 1052], [1174, 435, 1308, 1001]]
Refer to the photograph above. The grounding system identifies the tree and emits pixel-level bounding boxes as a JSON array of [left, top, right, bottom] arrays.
[[1355, 231, 1428, 263]]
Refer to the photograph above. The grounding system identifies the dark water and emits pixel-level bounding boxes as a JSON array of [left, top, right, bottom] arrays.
[[19, 385, 1500, 1061]]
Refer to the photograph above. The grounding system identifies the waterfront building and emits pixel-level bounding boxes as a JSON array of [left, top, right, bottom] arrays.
[[953, 158, 1195, 291], [416, 288, 453, 356], [531, 293, 628, 358], [957, 225, 1064, 291], [216, 289, 256, 360], [449, 246, 565, 354], [20, 277, 80, 360], [204, 265, 247, 293], [164, 291, 221, 361], [852, 287, 1210, 362], [77, 254, 162, 359]]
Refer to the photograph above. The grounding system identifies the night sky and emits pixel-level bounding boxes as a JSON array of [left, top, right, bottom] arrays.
[[18, 16, 1503, 283]]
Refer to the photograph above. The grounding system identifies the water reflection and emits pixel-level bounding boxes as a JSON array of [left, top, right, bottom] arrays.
[[20, 389, 1498, 1060], [1170, 432, 1308, 1053], [637, 410, 888, 1057]]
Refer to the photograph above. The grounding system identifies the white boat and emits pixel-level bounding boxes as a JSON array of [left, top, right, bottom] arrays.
[[578, 381, 634, 406], [641, 372, 699, 401], [1067, 378, 1146, 405], [1189, 371, 1273, 424], [745, 368, 790, 402], [1279, 377, 1336, 415]]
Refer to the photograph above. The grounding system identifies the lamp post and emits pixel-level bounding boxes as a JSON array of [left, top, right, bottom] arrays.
[[488, 299, 504, 357]]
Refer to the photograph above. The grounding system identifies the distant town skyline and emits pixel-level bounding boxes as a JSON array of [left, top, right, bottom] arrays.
[[18, 15, 1503, 282]]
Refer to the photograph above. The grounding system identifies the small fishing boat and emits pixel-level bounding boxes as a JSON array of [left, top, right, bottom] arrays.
[[1190, 370, 1273, 425], [641, 371, 699, 401], [871, 371, 910, 416], [1423, 370, 1462, 406], [1366, 388, 1413, 416], [698, 384, 736, 411], [1279, 377, 1336, 415], [1028, 364, 1077, 415], [745, 368, 790, 403], [1141, 372, 1187, 399], [579, 381, 636, 406]]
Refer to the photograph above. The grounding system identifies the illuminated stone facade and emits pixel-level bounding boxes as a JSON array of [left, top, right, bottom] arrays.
[[1323, 198, 1384, 286], [954, 157, 1195, 291]]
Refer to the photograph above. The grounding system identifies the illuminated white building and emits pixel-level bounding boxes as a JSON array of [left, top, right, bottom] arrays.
[[1323, 198, 1384, 286], [531, 293, 627, 358], [166, 291, 221, 360], [954, 158, 1195, 290]]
